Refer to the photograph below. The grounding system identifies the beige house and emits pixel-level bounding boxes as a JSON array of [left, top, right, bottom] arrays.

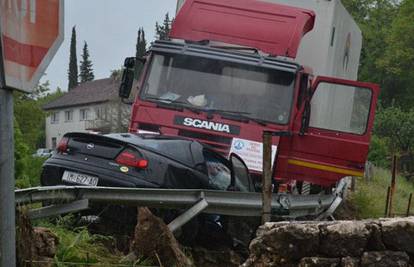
[[43, 78, 131, 149]]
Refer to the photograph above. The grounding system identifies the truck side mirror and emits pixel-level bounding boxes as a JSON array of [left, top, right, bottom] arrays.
[[228, 153, 254, 192], [119, 57, 136, 99]]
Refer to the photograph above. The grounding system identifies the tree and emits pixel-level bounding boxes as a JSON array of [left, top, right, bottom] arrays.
[[110, 69, 123, 80], [79, 41, 95, 83], [374, 106, 414, 155], [14, 81, 64, 151], [155, 13, 172, 40], [68, 26, 78, 90], [342, 0, 400, 107], [377, 0, 414, 108], [135, 27, 147, 79], [14, 119, 29, 182]]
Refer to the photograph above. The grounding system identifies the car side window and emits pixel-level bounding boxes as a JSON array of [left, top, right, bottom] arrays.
[[204, 151, 231, 190]]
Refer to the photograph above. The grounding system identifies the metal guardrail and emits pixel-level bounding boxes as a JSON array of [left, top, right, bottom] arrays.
[[15, 178, 349, 220]]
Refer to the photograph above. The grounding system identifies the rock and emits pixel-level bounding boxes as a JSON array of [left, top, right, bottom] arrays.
[[381, 217, 414, 254], [243, 222, 319, 266], [189, 246, 242, 267], [365, 222, 386, 251], [360, 251, 410, 267], [130, 207, 193, 267], [32, 227, 59, 258], [320, 221, 369, 257], [243, 218, 414, 267], [341, 256, 360, 267], [241, 253, 290, 267], [298, 257, 340, 267], [16, 211, 59, 267]]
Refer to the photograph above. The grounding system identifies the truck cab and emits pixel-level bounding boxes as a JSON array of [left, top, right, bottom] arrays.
[[120, 0, 379, 191]]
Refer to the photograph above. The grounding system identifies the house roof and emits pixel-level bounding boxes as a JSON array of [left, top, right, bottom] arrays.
[[43, 78, 121, 110]]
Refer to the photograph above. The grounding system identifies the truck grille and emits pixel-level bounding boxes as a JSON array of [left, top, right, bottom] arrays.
[[178, 129, 231, 153]]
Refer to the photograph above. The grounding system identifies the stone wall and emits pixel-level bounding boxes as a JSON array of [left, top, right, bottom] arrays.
[[243, 217, 414, 267]]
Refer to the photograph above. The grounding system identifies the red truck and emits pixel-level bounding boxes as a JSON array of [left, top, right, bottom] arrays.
[[119, 0, 379, 193]]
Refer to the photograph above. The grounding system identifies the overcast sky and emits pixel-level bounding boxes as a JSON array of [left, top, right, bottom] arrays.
[[41, 0, 177, 91]]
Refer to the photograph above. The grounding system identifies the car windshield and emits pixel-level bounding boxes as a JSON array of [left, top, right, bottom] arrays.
[[141, 52, 296, 124]]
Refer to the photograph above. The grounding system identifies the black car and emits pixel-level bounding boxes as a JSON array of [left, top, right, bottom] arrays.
[[41, 132, 254, 192], [41, 133, 256, 244]]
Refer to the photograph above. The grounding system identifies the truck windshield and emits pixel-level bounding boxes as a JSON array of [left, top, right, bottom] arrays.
[[140, 52, 296, 124]]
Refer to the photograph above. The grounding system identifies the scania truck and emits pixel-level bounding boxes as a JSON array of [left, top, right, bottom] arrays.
[[119, 0, 379, 192]]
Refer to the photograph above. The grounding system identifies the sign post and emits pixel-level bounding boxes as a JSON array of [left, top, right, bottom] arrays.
[[0, 21, 16, 267], [0, 1, 64, 265]]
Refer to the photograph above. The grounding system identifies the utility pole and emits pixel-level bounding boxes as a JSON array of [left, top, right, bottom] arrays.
[[0, 26, 16, 266]]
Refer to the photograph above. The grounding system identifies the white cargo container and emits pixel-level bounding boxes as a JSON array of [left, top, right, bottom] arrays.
[[176, 0, 362, 80]]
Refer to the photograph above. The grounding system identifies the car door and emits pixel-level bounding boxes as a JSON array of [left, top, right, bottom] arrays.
[[275, 76, 379, 187]]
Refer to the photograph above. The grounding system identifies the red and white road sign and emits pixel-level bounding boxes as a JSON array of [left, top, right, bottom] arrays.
[[0, 0, 64, 92]]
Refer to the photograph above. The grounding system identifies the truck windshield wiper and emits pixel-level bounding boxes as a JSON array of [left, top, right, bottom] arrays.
[[206, 109, 268, 126], [144, 96, 201, 114]]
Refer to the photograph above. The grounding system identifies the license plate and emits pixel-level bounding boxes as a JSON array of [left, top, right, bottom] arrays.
[[62, 171, 99, 186]]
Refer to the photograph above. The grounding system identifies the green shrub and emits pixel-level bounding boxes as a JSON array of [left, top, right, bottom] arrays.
[[368, 135, 390, 168], [15, 157, 46, 189], [374, 106, 414, 155]]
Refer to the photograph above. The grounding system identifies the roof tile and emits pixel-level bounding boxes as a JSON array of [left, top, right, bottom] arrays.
[[43, 78, 121, 110]]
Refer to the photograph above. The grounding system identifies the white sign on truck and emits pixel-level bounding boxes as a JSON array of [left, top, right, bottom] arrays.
[[229, 138, 277, 172]]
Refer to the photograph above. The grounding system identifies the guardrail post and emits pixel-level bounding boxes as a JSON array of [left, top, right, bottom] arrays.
[[262, 131, 272, 224]]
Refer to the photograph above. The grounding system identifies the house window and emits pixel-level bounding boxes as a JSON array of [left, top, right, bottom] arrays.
[[65, 110, 73, 122], [95, 106, 107, 120], [80, 109, 89, 121], [51, 112, 59, 124], [52, 137, 57, 149]]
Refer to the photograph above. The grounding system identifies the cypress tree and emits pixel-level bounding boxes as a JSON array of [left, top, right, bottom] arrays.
[[79, 41, 95, 83], [155, 22, 161, 39], [155, 13, 172, 40], [162, 13, 171, 40], [134, 27, 147, 79], [68, 26, 78, 90]]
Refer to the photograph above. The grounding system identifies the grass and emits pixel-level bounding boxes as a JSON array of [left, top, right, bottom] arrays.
[[30, 214, 159, 266], [349, 167, 414, 219], [30, 215, 147, 266]]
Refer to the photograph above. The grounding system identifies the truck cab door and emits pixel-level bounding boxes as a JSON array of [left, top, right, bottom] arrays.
[[275, 76, 379, 187]]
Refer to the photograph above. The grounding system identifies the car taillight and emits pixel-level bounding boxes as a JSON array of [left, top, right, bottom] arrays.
[[57, 137, 69, 153], [278, 183, 288, 193], [116, 150, 148, 169]]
